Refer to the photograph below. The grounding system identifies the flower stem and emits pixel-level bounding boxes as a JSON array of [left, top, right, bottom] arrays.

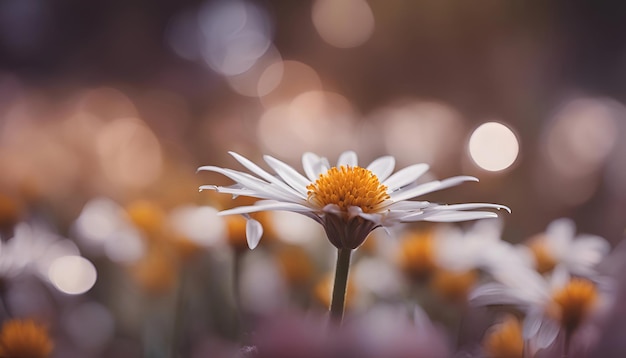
[[330, 248, 352, 324]]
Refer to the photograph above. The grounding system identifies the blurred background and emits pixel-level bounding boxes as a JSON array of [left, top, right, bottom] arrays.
[[0, 0, 625, 357]]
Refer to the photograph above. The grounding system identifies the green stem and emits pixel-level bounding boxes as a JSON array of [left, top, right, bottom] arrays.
[[169, 268, 187, 358], [330, 248, 352, 324], [563, 329, 571, 358]]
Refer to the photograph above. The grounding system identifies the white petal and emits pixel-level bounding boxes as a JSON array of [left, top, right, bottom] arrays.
[[430, 203, 511, 213], [546, 218, 575, 247], [389, 176, 478, 202], [382, 163, 430, 191], [198, 166, 267, 186], [356, 212, 384, 225], [302, 152, 328, 181], [337, 151, 358, 167], [573, 235, 611, 256], [366, 156, 395, 182], [245, 218, 263, 250], [388, 181, 441, 202], [469, 283, 526, 307], [229, 152, 277, 184], [263, 155, 311, 195], [385, 201, 432, 211], [347, 205, 364, 218], [219, 202, 314, 216], [200, 185, 265, 199], [566, 235, 610, 275], [229, 152, 306, 198], [422, 211, 499, 222], [322, 204, 342, 215], [491, 267, 549, 304], [535, 318, 560, 349], [549, 265, 570, 291], [523, 308, 543, 339], [198, 166, 301, 202]]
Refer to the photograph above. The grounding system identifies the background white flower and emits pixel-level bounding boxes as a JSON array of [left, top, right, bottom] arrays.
[[470, 265, 612, 350], [523, 218, 610, 277]]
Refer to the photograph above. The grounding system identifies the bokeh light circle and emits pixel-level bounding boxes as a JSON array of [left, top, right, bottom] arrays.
[[312, 0, 375, 48], [48, 255, 97, 295], [468, 122, 519, 172]]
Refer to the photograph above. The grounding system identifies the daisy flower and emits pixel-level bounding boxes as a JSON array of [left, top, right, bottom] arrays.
[[523, 218, 610, 276], [0, 319, 53, 358], [198, 151, 510, 250], [470, 266, 612, 351], [199, 150, 510, 323], [397, 219, 529, 302]]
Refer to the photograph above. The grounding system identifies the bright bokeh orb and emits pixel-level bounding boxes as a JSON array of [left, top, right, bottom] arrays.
[[48, 255, 97, 295], [469, 122, 519, 172], [312, 0, 375, 48]]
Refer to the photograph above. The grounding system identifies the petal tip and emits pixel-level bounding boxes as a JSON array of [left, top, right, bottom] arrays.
[[199, 185, 217, 192], [246, 218, 263, 250]]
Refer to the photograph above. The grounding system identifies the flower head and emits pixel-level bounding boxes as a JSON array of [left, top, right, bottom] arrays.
[[199, 151, 510, 249], [523, 218, 610, 277], [470, 266, 611, 349], [0, 319, 53, 358]]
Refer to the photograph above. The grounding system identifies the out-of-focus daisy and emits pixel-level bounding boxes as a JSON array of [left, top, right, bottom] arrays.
[[397, 229, 438, 281], [0, 318, 53, 358], [74, 197, 226, 294], [397, 220, 525, 302], [199, 151, 510, 250], [523, 218, 610, 276], [72, 197, 146, 264], [0, 222, 80, 281], [470, 266, 612, 350]]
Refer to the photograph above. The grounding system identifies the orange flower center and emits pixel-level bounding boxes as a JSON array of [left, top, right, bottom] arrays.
[[482, 315, 524, 358], [398, 231, 437, 280], [550, 278, 598, 332], [306, 166, 389, 213], [527, 235, 557, 274], [0, 319, 53, 358], [430, 268, 479, 302]]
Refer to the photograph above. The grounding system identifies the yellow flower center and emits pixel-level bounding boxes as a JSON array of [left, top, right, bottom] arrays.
[[0, 319, 53, 358], [125, 200, 166, 238], [398, 231, 437, 280], [550, 278, 598, 332], [482, 315, 524, 358], [430, 268, 479, 302], [527, 235, 557, 274], [306, 166, 390, 213]]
